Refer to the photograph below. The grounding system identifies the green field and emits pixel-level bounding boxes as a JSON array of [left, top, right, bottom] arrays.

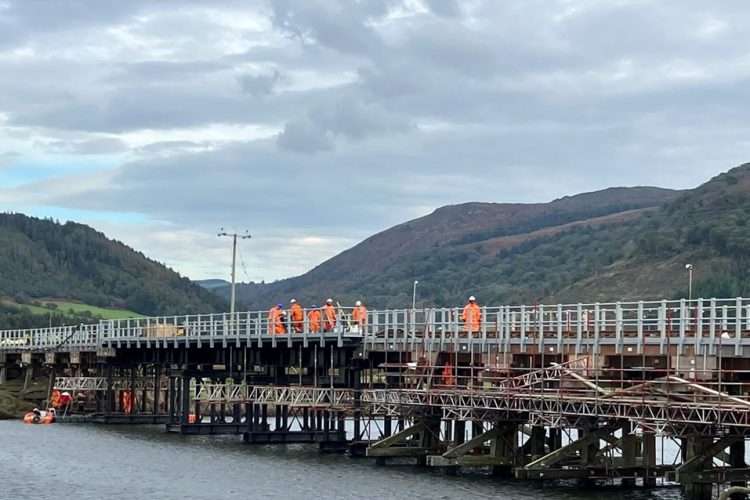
[[1, 299, 142, 319]]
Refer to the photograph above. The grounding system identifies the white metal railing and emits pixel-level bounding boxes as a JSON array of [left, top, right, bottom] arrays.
[[0, 324, 98, 351], [2, 297, 750, 352]]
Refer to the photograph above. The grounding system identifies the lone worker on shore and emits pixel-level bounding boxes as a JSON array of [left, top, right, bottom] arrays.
[[352, 300, 368, 331], [290, 299, 304, 333], [461, 296, 482, 335], [307, 305, 321, 333], [322, 299, 337, 332]]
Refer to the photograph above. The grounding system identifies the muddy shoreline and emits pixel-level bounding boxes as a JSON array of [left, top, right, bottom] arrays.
[[0, 376, 49, 420]]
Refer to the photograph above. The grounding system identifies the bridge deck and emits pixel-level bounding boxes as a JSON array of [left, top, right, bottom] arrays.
[[1, 297, 750, 354]]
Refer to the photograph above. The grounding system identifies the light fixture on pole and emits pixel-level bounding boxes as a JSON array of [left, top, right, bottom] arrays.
[[412, 280, 419, 310], [218, 228, 251, 316], [685, 264, 693, 302]]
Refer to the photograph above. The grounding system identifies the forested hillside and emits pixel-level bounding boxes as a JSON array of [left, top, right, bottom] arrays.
[[0, 214, 227, 326], [212, 163, 750, 310]]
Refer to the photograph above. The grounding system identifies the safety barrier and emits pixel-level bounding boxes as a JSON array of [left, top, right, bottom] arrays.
[[1, 297, 749, 353]]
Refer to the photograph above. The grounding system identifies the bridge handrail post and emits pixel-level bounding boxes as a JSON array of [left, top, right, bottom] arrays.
[[710, 298, 717, 354], [594, 302, 601, 358], [537, 304, 544, 354], [679, 298, 687, 349], [615, 301, 622, 354], [520, 305, 526, 354], [575, 303, 583, 357], [481, 306, 487, 353], [735, 297, 742, 355], [556, 303, 563, 352], [636, 300, 646, 355], [659, 300, 667, 355]]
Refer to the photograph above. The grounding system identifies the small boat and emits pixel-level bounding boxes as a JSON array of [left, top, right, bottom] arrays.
[[23, 408, 55, 424]]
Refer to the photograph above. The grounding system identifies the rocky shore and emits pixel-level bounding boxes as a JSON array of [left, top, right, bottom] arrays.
[[0, 377, 49, 420]]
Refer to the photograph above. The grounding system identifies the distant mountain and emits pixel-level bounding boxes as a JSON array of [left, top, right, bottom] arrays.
[[0, 214, 228, 319], [195, 279, 230, 290], [216, 171, 750, 309]]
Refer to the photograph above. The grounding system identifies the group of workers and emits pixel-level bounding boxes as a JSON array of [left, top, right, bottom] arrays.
[[268, 299, 368, 335], [49, 389, 87, 414], [267, 295, 483, 335]]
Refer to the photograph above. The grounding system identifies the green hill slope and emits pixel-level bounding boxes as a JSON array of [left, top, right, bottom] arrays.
[[226, 176, 750, 309], [0, 214, 228, 325]]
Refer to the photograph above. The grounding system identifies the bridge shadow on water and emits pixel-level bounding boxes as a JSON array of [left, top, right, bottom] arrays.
[[66, 424, 686, 500]]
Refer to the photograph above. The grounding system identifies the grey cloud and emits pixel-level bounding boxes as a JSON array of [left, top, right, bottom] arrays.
[[2, 0, 750, 281], [277, 120, 334, 153], [422, 0, 462, 18], [237, 70, 283, 97], [109, 60, 232, 85], [134, 140, 212, 157], [269, 0, 389, 55], [276, 96, 413, 152], [45, 138, 129, 155], [309, 97, 413, 140]]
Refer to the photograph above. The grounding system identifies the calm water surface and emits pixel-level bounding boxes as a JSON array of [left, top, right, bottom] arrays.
[[0, 421, 685, 499]]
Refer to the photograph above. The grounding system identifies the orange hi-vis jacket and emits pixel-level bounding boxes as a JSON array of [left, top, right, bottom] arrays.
[[290, 303, 304, 332], [268, 306, 286, 335], [322, 304, 337, 331], [352, 305, 368, 327], [308, 309, 321, 332], [462, 302, 482, 333], [441, 362, 455, 386]]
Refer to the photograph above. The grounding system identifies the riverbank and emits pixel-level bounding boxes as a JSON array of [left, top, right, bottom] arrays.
[[0, 377, 48, 419]]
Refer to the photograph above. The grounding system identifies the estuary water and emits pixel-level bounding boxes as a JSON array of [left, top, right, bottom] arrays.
[[0, 421, 685, 500]]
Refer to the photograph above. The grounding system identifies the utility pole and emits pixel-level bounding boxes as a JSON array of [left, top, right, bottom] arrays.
[[218, 229, 251, 316]]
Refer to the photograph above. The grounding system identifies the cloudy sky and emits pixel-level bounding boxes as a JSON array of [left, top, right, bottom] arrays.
[[1, 0, 748, 283]]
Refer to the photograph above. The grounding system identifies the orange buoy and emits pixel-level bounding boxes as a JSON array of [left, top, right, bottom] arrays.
[[188, 413, 197, 424]]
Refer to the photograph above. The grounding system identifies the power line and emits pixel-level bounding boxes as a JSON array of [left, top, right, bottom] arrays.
[[237, 244, 252, 283]]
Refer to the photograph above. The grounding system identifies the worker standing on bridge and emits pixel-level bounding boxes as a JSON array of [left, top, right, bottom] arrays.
[[322, 299, 337, 332], [461, 296, 482, 335], [268, 304, 286, 335], [307, 305, 321, 333], [352, 300, 368, 331], [290, 299, 304, 333]]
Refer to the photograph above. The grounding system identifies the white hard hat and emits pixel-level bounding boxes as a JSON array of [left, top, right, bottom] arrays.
[[469, 296, 476, 301], [326, 298, 333, 304], [290, 298, 296, 303], [355, 300, 362, 307]]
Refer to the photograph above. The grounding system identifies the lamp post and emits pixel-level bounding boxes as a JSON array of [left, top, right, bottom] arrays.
[[412, 280, 419, 310], [218, 229, 251, 316], [685, 264, 693, 302]]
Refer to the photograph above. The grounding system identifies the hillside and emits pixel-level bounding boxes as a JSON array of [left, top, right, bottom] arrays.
[[222, 178, 750, 308], [0, 214, 227, 326], [196, 279, 231, 290]]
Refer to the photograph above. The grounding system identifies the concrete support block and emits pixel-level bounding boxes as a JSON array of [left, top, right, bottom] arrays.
[[622, 430, 637, 488]]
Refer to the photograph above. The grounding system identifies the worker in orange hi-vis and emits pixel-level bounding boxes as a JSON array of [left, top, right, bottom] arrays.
[[322, 298, 337, 332], [290, 298, 304, 333], [267, 304, 286, 335], [352, 300, 368, 330], [307, 305, 321, 333], [441, 359, 455, 386], [461, 296, 482, 335]]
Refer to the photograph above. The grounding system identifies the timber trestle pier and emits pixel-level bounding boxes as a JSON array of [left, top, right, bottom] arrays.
[[4, 298, 750, 499]]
